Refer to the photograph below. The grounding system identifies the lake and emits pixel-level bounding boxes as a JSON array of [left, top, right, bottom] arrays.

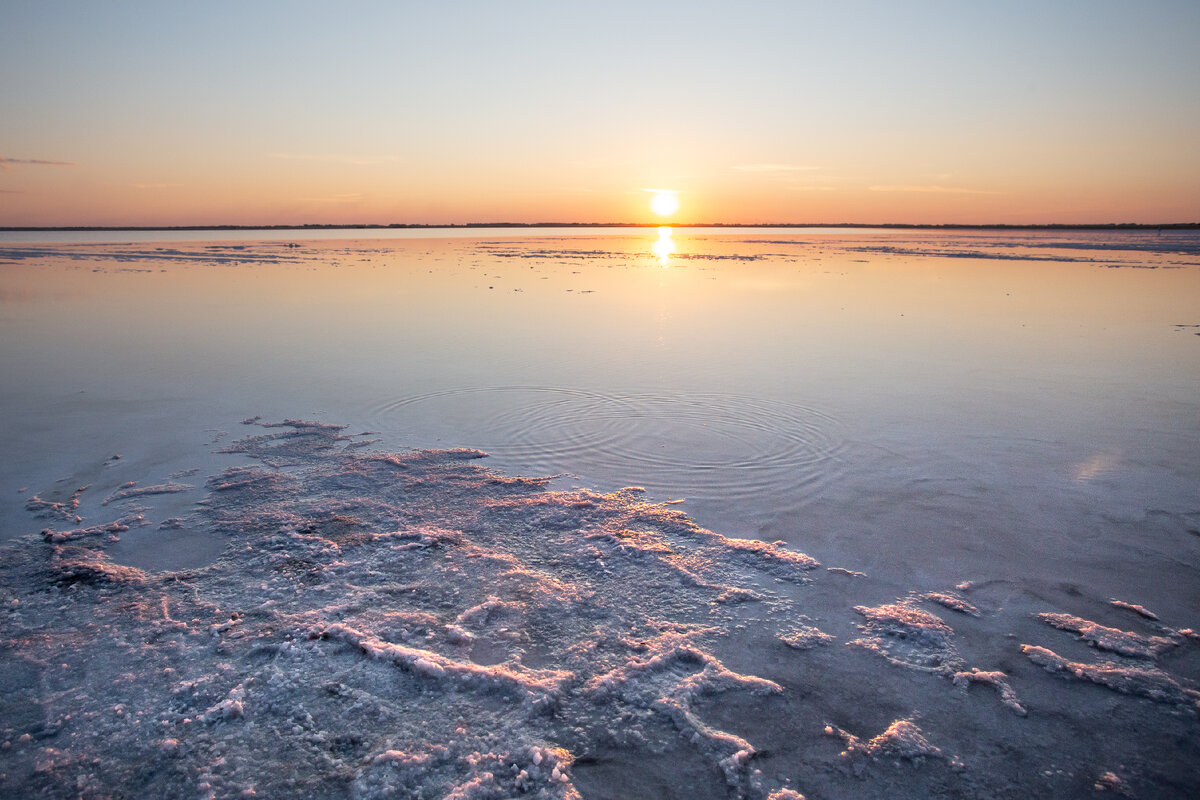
[[1, 228, 1198, 798]]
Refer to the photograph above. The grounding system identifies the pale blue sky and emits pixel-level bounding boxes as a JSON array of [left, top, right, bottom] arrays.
[[3, 1, 1198, 224]]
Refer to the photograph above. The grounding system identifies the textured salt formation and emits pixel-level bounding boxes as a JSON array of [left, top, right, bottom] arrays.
[[778, 622, 834, 650], [0, 420, 828, 799], [766, 790, 805, 800], [850, 601, 960, 673], [1110, 600, 1159, 621], [1020, 605, 1200, 714], [850, 596, 1024, 714], [3, 418, 1199, 798], [1035, 612, 1182, 659], [950, 669, 1026, 716], [824, 719, 951, 765], [24, 485, 88, 523], [1022, 645, 1200, 712], [920, 592, 979, 617], [101, 482, 193, 506], [1094, 770, 1134, 796]]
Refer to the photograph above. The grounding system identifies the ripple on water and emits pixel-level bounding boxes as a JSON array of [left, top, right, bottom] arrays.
[[366, 387, 845, 501]]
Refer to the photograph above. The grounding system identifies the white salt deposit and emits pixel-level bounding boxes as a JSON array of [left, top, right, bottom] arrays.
[[778, 624, 834, 650], [1, 418, 1197, 798], [849, 596, 1027, 715], [951, 669, 1026, 716], [1110, 599, 1159, 621], [920, 591, 980, 617], [1021, 645, 1200, 712], [825, 718, 950, 765], [850, 600, 959, 673], [1035, 612, 1181, 659], [101, 482, 193, 506]]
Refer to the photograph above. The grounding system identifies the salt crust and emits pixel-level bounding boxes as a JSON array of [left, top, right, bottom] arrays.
[[850, 601, 959, 673], [1022, 604, 1200, 714], [1094, 769, 1134, 796], [766, 790, 805, 800], [850, 596, 1024, 714], [778, 624, 835, 650], [1022, 645, 1200, 713], [102, 482, 193, 506], [919, 591, 980, 617], [24, 485, 88, 523], [7, 418, 1197, 797], [1110, 599, 1159, 621], [824, 718, 953, 766], [1, 420, 831, 799], [1035, 613, 1181, 659]]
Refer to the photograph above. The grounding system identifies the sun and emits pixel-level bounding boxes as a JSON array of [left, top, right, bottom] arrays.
[[648, 189, 680, 217]]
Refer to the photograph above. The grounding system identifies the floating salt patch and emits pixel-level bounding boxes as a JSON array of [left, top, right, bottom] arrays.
[[921, 591, 980, 617], [779, 624, 834, 650], [24, 485, 88, 522], [951, 669, 1026, 716], [826, 718, 950, 765], [851, 596, 1025, 715], [1035, 612, 1180, 659], [1109, 599, 1159, 621], [850, 601, 960, 673], [1022, 644, 1200, 712], [1094, 769, 1134, 796], [40, 514, 144, 543], [767, 790, 805, 800], [102, 482, 193, 506]]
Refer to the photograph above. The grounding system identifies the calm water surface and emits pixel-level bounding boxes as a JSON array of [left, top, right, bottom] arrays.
[[1, 228, 1198, 596]]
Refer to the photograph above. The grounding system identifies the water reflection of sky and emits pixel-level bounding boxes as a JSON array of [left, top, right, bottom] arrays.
[[1, 230, 1198, 592]]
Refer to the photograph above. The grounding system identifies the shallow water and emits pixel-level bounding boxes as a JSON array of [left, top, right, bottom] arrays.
[[1, 229, 1199, 797]]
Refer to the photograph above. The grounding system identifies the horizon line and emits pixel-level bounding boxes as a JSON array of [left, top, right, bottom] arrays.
[[3, 221, 1199, 232]]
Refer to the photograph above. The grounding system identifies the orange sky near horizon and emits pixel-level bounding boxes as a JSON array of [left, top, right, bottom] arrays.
[[2, 2, 1199, 227]]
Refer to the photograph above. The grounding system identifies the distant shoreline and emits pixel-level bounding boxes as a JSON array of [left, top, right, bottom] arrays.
[[2, 221, 1198, 233]]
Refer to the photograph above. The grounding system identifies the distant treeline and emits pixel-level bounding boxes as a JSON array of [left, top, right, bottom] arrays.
[[3, 221, 1198, 232]]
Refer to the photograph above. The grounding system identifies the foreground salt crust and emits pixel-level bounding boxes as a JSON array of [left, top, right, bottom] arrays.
[[1, 420, 1198, 799], [0, 421, 820, 799]]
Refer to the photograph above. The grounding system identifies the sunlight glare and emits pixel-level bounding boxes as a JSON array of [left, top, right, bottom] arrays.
[[653, 226, 675, 265]]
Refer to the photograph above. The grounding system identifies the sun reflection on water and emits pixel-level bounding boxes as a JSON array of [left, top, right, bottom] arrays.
[[652, 226, 674, 265]]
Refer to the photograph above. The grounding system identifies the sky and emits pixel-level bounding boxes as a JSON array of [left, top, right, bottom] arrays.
[[2, 1, 1199, 227]]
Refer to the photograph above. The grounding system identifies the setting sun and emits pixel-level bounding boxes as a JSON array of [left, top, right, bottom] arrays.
[[649, 190, 680, 217]]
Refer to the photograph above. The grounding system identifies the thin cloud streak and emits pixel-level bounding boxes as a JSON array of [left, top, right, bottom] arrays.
[[732, 164, 820, 173], [0, 156, 76, 170], [268, 153, 399, 166], [869, 185, 999, 195], [301, 193, 366, 203], [133, 183, 183, 190]]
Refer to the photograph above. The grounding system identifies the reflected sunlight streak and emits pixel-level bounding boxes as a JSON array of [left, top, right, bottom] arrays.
[[652, 226, 675, 265]]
